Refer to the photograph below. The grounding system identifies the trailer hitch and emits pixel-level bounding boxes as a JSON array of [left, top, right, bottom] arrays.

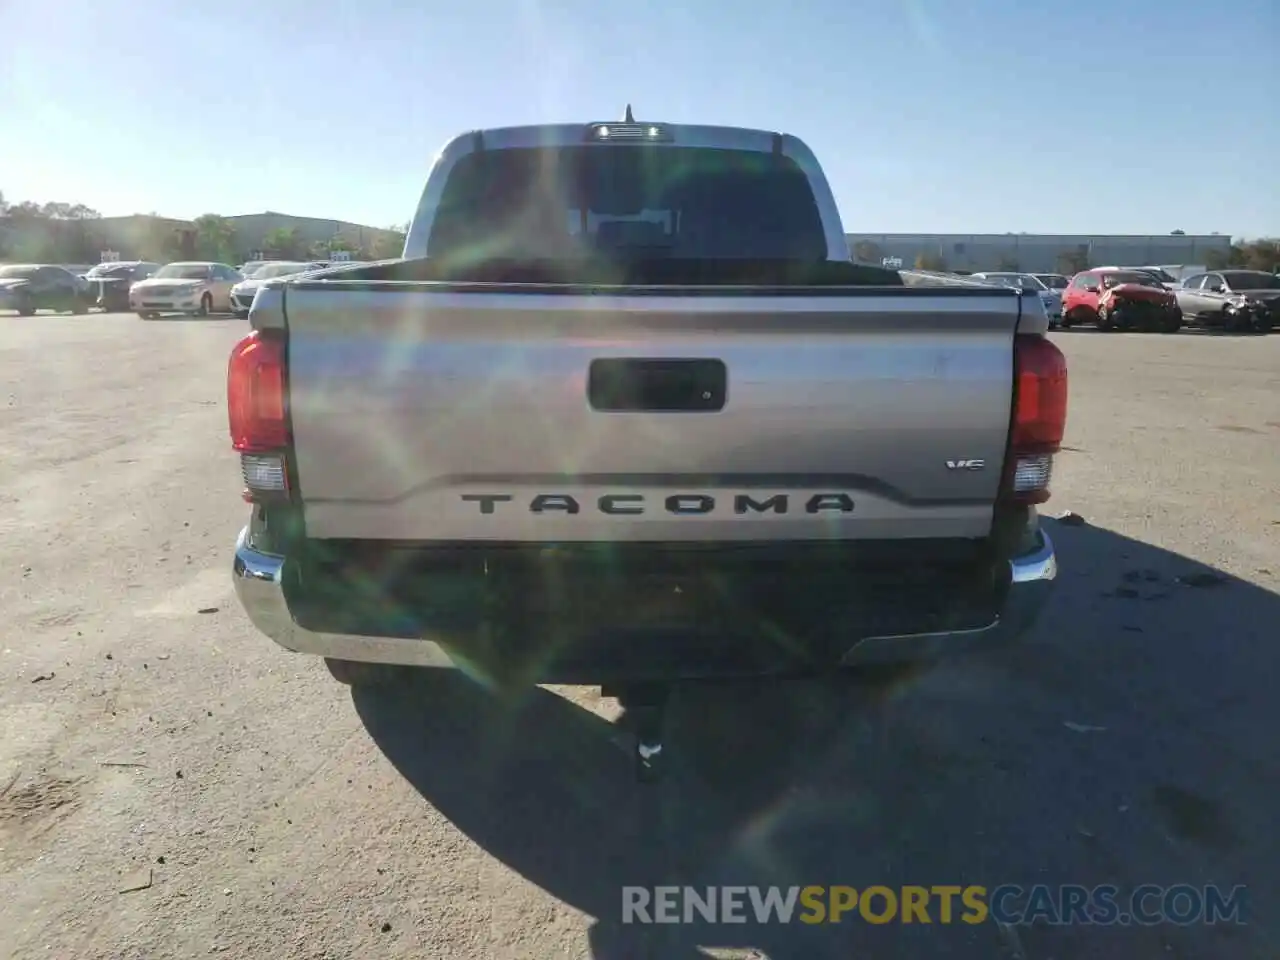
[[607, 683, 671, 783]]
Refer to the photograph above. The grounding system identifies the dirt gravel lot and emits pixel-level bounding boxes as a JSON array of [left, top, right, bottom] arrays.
[[1, 313, 1278, 960]]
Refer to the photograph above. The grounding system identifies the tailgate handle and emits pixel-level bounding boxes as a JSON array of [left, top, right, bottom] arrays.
[[588, 358, 727, 412]]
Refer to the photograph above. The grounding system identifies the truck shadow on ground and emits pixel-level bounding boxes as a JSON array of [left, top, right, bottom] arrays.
[[353, 518, 1279, 960]]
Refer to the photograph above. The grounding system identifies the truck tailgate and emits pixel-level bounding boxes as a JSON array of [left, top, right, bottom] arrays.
[[278, 285, 1023, 543]]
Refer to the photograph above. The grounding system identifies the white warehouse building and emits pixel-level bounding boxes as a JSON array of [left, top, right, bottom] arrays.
[[845, 233, 1234, 275]]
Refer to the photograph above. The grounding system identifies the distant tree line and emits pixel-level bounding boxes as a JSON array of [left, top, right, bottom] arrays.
[[1202, 238, 1280, 272], [0, 191, 408, 265]]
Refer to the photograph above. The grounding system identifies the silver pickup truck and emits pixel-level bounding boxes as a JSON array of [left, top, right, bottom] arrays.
[[228, 114, 1066, 776]]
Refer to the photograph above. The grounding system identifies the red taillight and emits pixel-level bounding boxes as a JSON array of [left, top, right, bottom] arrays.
[[228, 330, 286, 451], [228, 330, 290, 501], [1003, 334, 1068, 504]]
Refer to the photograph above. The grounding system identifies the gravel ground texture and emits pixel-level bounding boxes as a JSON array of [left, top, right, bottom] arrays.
[[1, 314, 1277, 960]]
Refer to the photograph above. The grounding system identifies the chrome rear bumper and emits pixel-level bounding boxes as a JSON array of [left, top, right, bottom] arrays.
[[233, 525, 1057, 673], [232, 527, 457, 668]]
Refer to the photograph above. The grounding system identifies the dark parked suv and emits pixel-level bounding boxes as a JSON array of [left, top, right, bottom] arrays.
[[0, 264, 95, 315], [84, 261, 161, 312]]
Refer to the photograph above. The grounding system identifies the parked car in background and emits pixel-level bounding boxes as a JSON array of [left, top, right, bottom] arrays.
[[1151, 264, 1208, 285], [1173, 270, 1277, 332], [84, 260, 160, 312], [229, 260, 328, 317], [1063, 269, 1182, 332], [1033, 273, 1070, 292], [972, 272, 1062, 327], [128, 261, 243, 318], [1138, 266, 1180, 289], [0, 263, 94, 315], [237, 261, 270, 277]]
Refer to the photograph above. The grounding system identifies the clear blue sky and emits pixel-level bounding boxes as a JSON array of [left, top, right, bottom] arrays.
[[2, 0, 1276, 237]]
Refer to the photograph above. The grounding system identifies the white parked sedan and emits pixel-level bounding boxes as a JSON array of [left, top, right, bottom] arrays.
[[130, 262, 243, 317], [229, 260, 329, 316]]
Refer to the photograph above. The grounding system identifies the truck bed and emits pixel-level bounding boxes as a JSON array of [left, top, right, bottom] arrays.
[[257, 261, 1029, 545]]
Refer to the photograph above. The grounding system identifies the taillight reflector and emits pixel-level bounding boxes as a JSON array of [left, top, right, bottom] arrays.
[[228, 330, 287, 452], [1005, 335, 1068, 504]]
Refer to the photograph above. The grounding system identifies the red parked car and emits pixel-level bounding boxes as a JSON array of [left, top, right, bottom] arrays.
[[1062, 269, 1182, 332]]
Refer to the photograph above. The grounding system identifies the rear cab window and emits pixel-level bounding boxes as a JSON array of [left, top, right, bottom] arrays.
[[426, 145, 827, 262]]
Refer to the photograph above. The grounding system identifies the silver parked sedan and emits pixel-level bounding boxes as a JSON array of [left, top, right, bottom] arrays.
[[229, 260, 328, 317], [972, 272, 1063, 328]]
